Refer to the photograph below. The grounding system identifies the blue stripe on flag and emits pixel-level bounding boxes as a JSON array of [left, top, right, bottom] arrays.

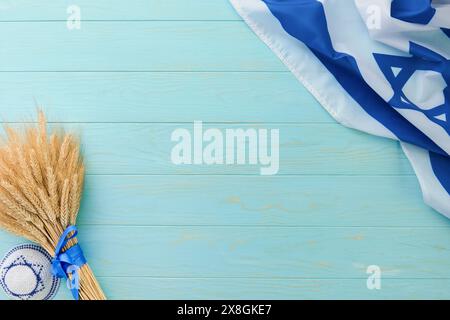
[[391, 0, 436, 24], [430, 152, 450, 193], [410, 42, 447, 62], [443, 28, 450, 38]]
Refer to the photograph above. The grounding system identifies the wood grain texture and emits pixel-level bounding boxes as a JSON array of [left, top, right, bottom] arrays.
[[77, 175, 446, 227], [28, 123, 412, 175], [0, 72, 331, 123], [1, 226, 450, 279], [0, 123, 412, 175], [4, 276, 450, 300], [75, 278, 450, 299], [0, 21, 284, 71], [0, 0, 239, 21], [0, 0, 448, 300]]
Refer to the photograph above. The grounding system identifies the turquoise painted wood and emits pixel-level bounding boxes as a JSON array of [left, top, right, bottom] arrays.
[[0, 22, 284, 71], [46, 277, 450, 300], [1, 226, 450, 278], [76, 175, 447, 227], [0, 0, 449, 300], [0, 1, 240, 21], [0, 72, 331, 123], [40, 123, 413, 175], [72, 278, 450, 300], [0, 123, 414, 175]]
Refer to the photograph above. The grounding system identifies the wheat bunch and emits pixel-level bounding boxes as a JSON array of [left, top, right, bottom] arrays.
[[0, 111, 105, 300]]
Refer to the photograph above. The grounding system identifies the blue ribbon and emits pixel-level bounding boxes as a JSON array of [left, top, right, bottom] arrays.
[[51, 225, 87, 300]]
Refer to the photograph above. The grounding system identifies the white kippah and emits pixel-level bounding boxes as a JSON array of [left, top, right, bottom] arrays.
[[0, 243, 60, 300]]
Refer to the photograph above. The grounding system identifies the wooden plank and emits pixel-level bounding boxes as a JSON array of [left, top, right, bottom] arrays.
[[78, 175, 446, 227], [66, 278, 450, 299], [0, 0, 240, 21], [2, 276, 450, 300], [0, 123, 412, 175], [0, 21, 284, 71], [56, 123, 411, 175], [0, 72, 331, 123], [1, 226, 450, 278]]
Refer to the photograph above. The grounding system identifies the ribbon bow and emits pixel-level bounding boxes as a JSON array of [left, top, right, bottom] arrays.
[[51, 225, 87, 300]]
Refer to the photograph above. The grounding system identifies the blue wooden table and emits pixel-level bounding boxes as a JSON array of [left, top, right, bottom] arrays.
[[0, 0, 449, 300]]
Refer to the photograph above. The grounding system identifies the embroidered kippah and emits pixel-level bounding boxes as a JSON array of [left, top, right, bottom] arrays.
[[0, 243, 60, 300]]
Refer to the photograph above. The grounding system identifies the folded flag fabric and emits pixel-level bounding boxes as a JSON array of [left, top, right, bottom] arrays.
[[230, 0, 450, 217]]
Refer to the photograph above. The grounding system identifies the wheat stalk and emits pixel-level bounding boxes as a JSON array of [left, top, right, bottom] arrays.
[[0, 111, 105, 300]]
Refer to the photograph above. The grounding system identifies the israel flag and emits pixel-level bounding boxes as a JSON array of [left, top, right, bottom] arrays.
[[230, 0, 450, 217]]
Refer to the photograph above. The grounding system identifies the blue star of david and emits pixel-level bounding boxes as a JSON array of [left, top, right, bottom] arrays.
[[374, 45, 450, 135], [1, 255, 45, 300]]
